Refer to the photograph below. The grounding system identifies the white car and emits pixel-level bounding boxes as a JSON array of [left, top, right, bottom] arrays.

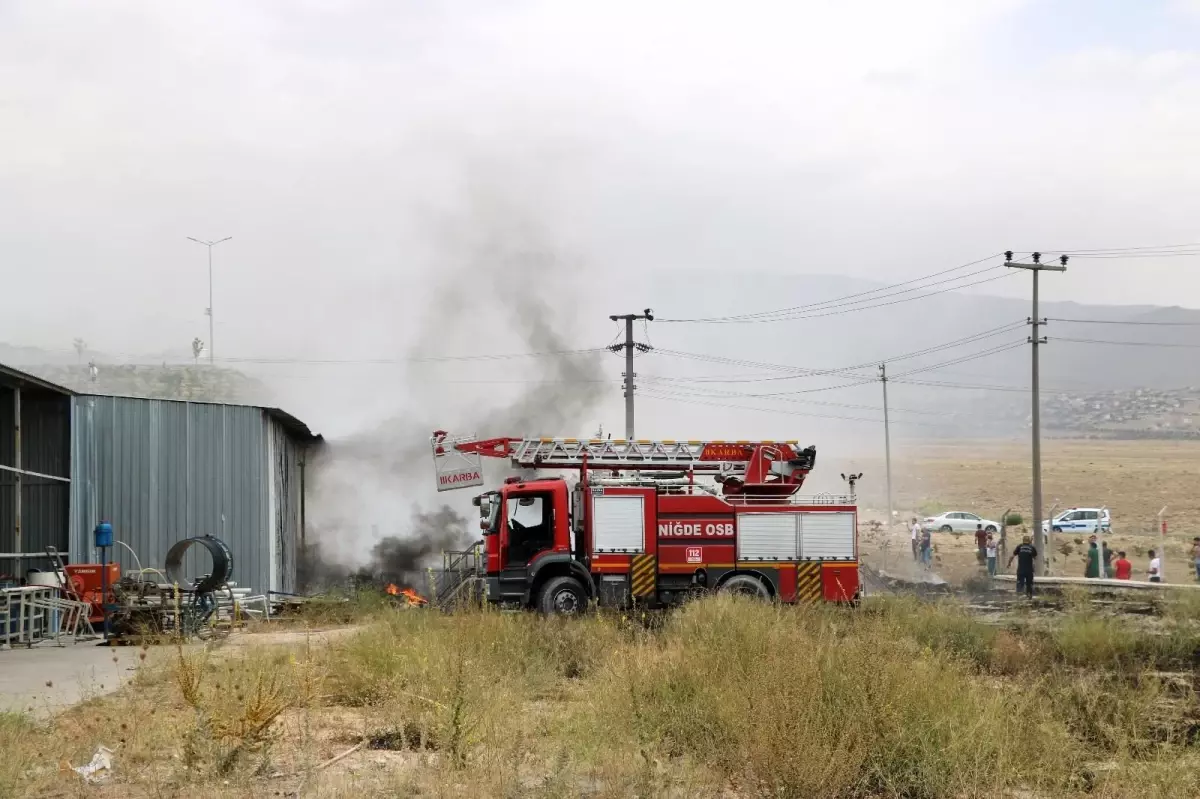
[[1042, 508, 1111, 535], [922, 511, 1001, 534]]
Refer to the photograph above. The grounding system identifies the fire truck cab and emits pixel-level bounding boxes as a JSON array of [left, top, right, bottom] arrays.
[[437, 433, 861, 614]]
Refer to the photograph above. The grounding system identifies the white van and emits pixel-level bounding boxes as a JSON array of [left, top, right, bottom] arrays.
[[1041, 508, 1111, 535]]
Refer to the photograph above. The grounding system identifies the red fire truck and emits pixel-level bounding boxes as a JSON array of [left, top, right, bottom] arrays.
[[431, 432, 860, 614]]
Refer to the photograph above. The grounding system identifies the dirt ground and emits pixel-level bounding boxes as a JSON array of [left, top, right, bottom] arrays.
[[855, 438, 1200, 586]]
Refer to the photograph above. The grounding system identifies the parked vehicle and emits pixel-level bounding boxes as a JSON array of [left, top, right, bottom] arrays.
[[1042, 508, 1111, 534], [922, 511, 1001, 534]]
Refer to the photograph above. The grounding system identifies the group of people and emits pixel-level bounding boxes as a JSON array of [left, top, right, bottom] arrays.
[[907, 517, 1169, 599], [909, 518, 934, 568]]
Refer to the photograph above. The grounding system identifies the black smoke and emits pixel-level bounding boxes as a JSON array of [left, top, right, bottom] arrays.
[[299, 505, 473, 592], [303, 176, 610, 578]]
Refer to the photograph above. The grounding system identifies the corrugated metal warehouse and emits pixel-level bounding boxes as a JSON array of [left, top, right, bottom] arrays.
[[0, 362, 320, 594]]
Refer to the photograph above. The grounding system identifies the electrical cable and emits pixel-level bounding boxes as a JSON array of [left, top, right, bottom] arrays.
[[888, 341, 1029, 379], [658, 252, 1005, 322], [1048, 318, 1200, 327], [638, 389, 946, 428], [1054, 337, 1200, 349], [637, 376, 945, 415], [659, 265, 1016, 323]]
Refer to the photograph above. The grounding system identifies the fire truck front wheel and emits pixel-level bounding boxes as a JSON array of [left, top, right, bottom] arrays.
[[538, 576, 587, 616], [718, 574, 771, 600]]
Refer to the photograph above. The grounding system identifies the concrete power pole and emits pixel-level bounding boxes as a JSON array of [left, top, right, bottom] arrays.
[[1005, 251, 1067, 576], [608, 310, 654, 439], [880, 363, 894, 531]]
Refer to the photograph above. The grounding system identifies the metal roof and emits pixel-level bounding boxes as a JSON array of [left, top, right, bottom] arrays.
[[0, 360, 319, 441], [75, 392, 322, 442], [0, 362, 76, 396]]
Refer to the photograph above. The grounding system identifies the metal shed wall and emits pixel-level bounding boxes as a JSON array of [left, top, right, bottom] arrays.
[[0, 386, 71, 559], [69, 395, 305, 594]]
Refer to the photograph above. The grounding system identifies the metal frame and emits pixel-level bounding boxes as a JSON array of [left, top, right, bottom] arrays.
[[2, 381, 72, 567]]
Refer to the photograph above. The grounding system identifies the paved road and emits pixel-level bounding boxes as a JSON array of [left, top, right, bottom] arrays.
[[0, 641, 143, 718]]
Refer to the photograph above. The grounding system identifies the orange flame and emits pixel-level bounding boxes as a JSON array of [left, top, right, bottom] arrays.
[[401, 588, 428, 606], [384, 583, 427, 606]]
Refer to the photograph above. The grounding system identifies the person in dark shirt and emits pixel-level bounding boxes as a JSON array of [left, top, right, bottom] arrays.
[[1007, 535, 1038, 598], [975, 525, 988, 563]]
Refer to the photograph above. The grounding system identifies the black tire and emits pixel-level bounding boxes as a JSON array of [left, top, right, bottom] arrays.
[[537, 576, 587, 616], [985, 525, 997, 533], [1053, 526, 1063, 533], [940, 525, 953, 533], [718, 574, 770, 600]]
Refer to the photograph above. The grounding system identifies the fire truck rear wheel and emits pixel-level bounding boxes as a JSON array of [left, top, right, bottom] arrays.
[[538, 576, 587, 616], [718, 574, 770, 600]]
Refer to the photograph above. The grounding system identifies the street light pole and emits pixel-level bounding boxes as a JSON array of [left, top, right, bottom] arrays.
[[187, 236, 232, 364]]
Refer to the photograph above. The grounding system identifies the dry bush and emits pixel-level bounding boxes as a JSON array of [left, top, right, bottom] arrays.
[[574, 597, 1077, 798]]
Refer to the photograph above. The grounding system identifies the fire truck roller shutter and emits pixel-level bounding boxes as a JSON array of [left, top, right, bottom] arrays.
[[799, 512, 856, 560], [736, 513, 799, 561], [592, 494, 646, 554]]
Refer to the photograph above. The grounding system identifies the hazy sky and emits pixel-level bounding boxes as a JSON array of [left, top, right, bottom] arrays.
[[3, 0, 1200, 446]]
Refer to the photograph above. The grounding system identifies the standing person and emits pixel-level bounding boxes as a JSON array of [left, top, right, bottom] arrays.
[[920, 528, 933, 570], [1148, 549, 1163, 583], [1085, 536, 1100, 579], [974, 524, 988, 564], [910, 518, 921, 562], [1008, 535, 1038, 598], [985, 533, 998, 577], [1191, 537, 1200, 581], [1102, 541, 1114, 578], [1114, 551, 1133, 580]]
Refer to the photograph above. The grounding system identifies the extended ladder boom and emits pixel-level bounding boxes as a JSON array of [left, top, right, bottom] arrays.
[[509, 438, 810, 470], [431, 431, 816, 495]]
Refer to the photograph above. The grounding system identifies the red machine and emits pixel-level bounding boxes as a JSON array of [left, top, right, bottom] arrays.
[[431, 432, 860, 614], [64, 563, 120, 624]]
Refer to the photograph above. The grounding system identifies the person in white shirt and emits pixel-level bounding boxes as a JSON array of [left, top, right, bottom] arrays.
[[985, 534, 998, 577], [910, 518, 920, 561], [1148, 550, 1163, 583]]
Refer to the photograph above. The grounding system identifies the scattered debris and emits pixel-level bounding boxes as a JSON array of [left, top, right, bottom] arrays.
[[68, 745, 115, 784]]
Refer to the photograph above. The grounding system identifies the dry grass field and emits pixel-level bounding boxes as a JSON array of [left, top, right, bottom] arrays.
[[855, 438, 1200, 584], [6, 596, 1200, 799]]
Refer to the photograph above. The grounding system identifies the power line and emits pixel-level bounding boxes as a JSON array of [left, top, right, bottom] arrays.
[[637, 376, 945, 415], [889, 340, 1029, 379], [659, 264, 1016, 323], [216, 348, 606, 365], [637, 389, 944, 428], [1049, 317, 1200, 327], [1047, 241, 1200, 254], [1055, 337, 1200, 349], [1065, 252, 1200, 259]]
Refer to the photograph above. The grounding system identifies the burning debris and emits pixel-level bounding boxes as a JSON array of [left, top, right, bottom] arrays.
[[385, 584, 429, 606]]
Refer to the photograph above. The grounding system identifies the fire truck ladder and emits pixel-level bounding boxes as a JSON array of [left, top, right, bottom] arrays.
[[510, 438, 800, 470]]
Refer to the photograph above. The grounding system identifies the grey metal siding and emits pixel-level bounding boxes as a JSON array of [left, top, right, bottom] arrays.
[[0, 387, 71, 557], [69, 395, 299, 593], [268, 418, 303, 593]]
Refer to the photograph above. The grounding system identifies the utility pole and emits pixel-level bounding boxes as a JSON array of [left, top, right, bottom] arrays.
[[1005, 251, 1067, 576], [607, 309, 654, 439], [880, 363, 893, 532], [187, 236, 232, 364]]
